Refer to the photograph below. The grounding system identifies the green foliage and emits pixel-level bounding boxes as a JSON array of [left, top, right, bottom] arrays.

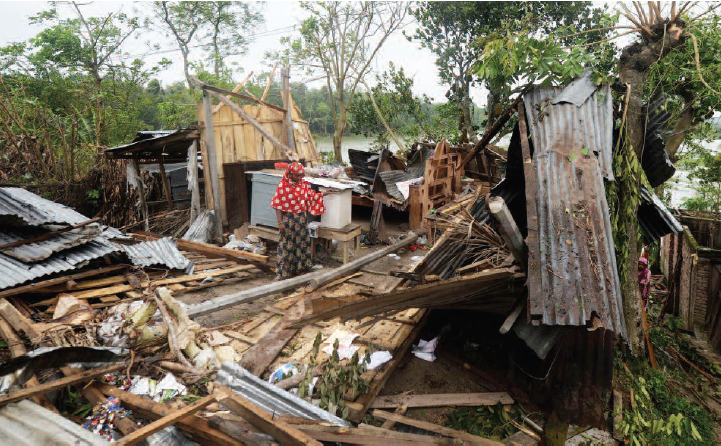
[[299, 332, 371, 420], [606, 120, 643, 287], [348, 63, 459, 147], [410, 1, 613, 137], [474, 7, 619, 90], [684, 152, 721, 215], [444, 403, 525, 441], [616, 369, 713, 445]]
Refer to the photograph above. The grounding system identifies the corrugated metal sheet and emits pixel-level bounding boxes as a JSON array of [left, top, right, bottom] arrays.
[[0, 187, 89, 226], [523, 84, 626, 337], [216, 362, 350, 427], [0, 226, 102, 262], [639, 186, 683, 244], [0, 237, 120, 291], [348, 149, 379, 183], [0, 399, 109, 445], [122, 237, 193, 273]]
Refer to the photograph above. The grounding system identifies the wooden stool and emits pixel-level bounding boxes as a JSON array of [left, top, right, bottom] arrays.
[[317, 223, 362, 264]]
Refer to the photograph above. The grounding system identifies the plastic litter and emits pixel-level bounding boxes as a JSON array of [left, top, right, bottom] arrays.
[[268, 363, 304, 385], [129, 373, 187, 403], [82, 395, 132, 441], [412, 337, 439, 362], [366, 351, 393, 370]]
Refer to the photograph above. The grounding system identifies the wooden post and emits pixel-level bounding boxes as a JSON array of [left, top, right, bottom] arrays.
[[202, 90, 224, 241], [158, 155, 174, 210], [131, 155, 150, 232], [188, 140, 201, 225], [488, 195, 526, 267], [408, 185, 421, 230], [282, 65, 295, 152]]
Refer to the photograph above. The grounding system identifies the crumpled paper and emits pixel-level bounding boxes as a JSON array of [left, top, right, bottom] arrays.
[[412, 337, 439, 362]]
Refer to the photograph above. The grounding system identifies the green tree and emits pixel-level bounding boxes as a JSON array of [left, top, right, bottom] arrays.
[[685, 152, 721, 216], [28, 2, 145, 145], [408, 1, 611, 141], [282, 2, 409, 161], [153, 1, 264, 89], [349, 64, 457, 148]]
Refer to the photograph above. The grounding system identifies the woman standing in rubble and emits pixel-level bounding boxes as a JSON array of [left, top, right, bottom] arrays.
[[271, 162, 326, 280]]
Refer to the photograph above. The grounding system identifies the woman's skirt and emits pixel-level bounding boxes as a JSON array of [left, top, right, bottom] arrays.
[[276, 212, 313, 279]]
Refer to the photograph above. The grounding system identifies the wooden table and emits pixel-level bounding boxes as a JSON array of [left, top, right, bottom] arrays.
[[250, 223, 363, 264]]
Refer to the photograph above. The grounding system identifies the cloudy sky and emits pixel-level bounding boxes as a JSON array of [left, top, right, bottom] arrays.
[[0, 1, 484, 104]]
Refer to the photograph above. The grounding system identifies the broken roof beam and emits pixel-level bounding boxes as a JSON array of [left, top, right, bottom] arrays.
[[462, 86, 531, 167], [488, 195, 526, 268]]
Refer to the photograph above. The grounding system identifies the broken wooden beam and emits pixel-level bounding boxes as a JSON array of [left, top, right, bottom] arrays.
[[115, 395, 215, 445], [214, 385, 322, 446], [186, 268, 329, 318], [371, 410, 503, 445], [295, 423, 459, 445], [0, 364, 125, 407], [305, 234, 418, 292], [488, 195, 526, 267], [0, 315, 56, 410], [369, 392, 514, 409]]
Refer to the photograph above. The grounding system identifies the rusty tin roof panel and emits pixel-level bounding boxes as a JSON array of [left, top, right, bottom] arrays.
[[0, 226, 102, 263], [0, 187, 89, 226], [0, 237, 120, 291], [523, 85, 625, 337]]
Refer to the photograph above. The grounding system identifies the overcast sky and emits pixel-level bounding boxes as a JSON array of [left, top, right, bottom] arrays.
[[0, 1, 486, 104]]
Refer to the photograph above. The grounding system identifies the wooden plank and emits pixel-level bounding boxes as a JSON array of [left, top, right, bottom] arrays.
[[370, 393, 514, 410], [372, 410, 502, 445], [214, 385, 322, 446], [499, 296, 526, 335], [158, 156, 174, 210], [55, 265, 253, 301], [185, 268, 328, 318], [116, 395, 215, 445], [0, 265, 126, 299], [131, 156, 150, 232], [202, 89, 224, 239], [135, 232, 269, 266], [0, 299, 42, 341], [239, 299, 303, 375], [95, 383, 242, 446], [0, 364, 124, 407], [0, 315, 56, 410], [294, 424, 451, 445]]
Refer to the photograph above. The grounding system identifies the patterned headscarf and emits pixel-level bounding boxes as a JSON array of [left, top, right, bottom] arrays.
[[271, 163, 326, 215]]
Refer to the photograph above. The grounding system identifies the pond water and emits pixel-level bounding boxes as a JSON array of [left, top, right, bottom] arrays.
[[315, 134, 720, 210]]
